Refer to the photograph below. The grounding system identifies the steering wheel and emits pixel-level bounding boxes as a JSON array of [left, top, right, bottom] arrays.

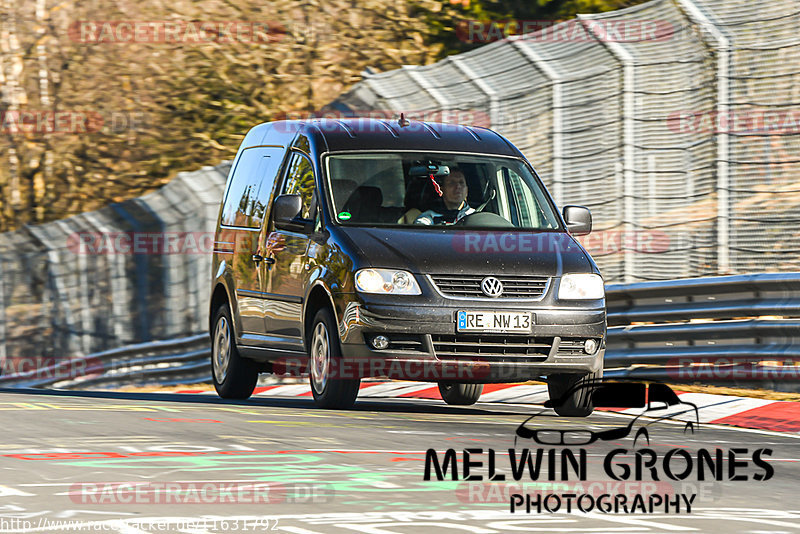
[[455, 211, 514, 228]]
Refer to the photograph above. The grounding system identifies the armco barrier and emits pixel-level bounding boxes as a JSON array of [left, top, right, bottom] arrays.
[[605, 273, 800, 390], [0, 334, 209, 389], [1, 273, 798, 392]]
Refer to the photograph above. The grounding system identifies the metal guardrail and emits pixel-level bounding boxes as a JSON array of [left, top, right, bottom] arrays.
[[605, 273, 800, 388], [0, 334, 210, 389], [0, 273, 798, 391]]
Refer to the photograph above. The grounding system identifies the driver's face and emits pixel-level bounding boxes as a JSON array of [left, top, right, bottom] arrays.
[[442, 172, 467, 209]]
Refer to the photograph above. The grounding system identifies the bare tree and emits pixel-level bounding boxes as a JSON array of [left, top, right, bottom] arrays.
[[0, 0, 446, 232]]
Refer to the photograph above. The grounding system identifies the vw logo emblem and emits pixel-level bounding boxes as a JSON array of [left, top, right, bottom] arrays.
[[481, 276, 504, 297]]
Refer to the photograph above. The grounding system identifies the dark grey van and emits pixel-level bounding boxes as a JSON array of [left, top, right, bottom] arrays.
[[210, 118, 605, 414]]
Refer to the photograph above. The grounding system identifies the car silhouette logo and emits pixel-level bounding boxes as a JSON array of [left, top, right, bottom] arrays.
[[514, 380, 700, 448], [481, 276, 503, 297]]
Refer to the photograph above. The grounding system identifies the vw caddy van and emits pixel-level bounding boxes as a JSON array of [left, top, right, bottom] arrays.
[[210, 118, 606, 414]]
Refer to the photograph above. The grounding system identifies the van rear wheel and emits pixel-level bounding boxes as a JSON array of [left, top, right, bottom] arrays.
[[211, 303, 258, 399], [438, 383, 483, 405]]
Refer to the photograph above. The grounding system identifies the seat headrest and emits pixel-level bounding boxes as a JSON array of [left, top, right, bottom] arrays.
[[347, 185, 383, 207], [405, 177, 444, 213], [331, 179, 358, 207], [342, 186, 383, 222]]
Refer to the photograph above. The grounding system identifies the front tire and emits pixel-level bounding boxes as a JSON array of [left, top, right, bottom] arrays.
[[438, 382, 484, 406], [211, 303, 258, 399], [308, 308, 360, 409], [547, 369, 602, 417]]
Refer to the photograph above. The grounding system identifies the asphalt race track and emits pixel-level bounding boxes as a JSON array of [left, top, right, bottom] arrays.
[[0, 388, 797, 533]]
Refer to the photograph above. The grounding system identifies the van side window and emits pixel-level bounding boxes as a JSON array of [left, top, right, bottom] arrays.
[[508, 168, 535, 227], [221, 147, 284, 228], [282, 153, 316, 220], [503, 167, 551, 229]]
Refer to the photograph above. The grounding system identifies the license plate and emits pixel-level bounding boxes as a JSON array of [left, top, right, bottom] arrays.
[[457, 310, 533, 333]]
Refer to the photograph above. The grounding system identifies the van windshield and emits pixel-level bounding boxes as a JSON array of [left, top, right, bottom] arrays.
[[325, 152, 561, 230]]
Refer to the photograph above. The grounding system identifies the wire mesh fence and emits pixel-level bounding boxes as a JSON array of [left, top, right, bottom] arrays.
[[1, 0, 798, 364], [0, 163, 229, 361], [334, 0, 800, 283]]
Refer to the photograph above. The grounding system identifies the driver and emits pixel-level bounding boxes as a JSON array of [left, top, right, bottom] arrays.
[[415, 168, 475, 225]]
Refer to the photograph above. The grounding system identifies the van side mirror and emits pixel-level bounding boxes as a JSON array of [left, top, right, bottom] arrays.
[[563, 205, 592, 236], [273, 194, 313, 233]]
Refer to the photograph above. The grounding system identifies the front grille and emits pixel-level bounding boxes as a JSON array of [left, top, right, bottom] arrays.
[[429, 274, 549, 299], [432, 334, 552, 361]]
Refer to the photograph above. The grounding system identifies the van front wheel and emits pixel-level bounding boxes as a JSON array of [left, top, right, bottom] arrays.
[[547, 369, 602, 417], [308, 308, 360, 409], [438, 382, 483, 405]]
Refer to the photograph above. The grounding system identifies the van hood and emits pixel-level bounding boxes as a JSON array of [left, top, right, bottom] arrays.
[[339, 227, 593, 276]]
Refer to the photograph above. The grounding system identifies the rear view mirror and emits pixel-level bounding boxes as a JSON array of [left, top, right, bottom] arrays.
[[563, 205, 592, 236], [274, 194, 302, 223], [273, 194, 312, 233], [409, 163, 450, 177]]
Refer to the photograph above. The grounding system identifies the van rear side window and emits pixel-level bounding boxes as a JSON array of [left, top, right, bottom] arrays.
[[221, 147, 285, 228]]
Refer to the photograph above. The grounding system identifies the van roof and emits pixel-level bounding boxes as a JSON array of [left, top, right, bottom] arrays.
[[241, 118, 521, 156]]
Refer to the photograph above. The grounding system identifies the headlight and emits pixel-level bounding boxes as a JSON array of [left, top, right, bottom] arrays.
[[558, 273, 604, 300], [355, 269, 422, 295]]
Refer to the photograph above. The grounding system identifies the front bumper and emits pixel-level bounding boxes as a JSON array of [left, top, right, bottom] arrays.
[[332, 293, 606, 383]]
